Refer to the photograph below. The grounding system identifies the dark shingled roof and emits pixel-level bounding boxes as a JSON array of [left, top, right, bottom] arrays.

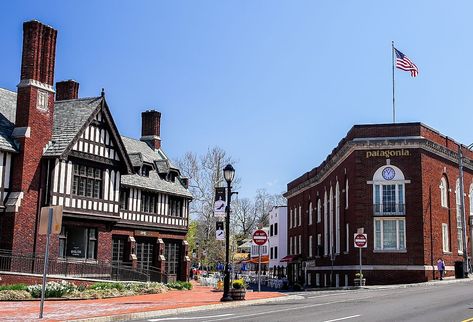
[[121, 136, 191, 198], [0, 88, 18, 152], [43, 97, 102, 156]]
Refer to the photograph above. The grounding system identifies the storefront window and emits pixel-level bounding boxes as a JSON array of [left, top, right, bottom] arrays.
[[164, 241, 181, 275], [58, 226, 98, 260]]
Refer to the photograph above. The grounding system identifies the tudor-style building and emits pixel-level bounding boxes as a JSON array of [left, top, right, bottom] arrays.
[[0, 20, 191, 282], [285, 123, 473, 286]]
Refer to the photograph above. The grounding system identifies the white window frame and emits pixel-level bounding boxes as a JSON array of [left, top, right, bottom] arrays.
[[345, 178, 349, 209], [289, 209, 293, 229], [317, 199, 322, 223], [374, 218, 406, 251], [298, 205, 302, 227], [335, 181, 340, 254], [440, 177, 448, 208], [456, 179, 464, 254], [345, 223, 349, 253], [324, 190, 328, 256], [469, 183, 473, 216], [371, 165, 407, 216], [298, 235, 302, 254], [442, 223, 449, 253], [309, 235, 313, 258], [308, 202, 313, 225]]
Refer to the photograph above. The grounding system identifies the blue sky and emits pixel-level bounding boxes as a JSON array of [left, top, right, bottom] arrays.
[[1, 1, 472, 199]]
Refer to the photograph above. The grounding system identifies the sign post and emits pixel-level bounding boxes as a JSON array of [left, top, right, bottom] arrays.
[[38, 206, 63, 319], [354, 233, 367, 285], [252, 229, 268, 292]]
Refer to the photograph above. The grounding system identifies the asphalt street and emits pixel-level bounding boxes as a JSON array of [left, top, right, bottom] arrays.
[[132, 280, 473, 322]]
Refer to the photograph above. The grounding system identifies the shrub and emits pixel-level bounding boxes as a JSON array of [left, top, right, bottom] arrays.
[[167, 281, 192, 290], [0, 284, 28, 291], [88, 282, 124, 291], [355, 273, 363, 279], [232, 279, 246, 290], [0, 290, 32, 301], [27, 280, 77, 298]]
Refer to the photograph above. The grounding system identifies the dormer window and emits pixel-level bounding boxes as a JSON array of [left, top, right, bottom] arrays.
[[141, 166, 150, 177]]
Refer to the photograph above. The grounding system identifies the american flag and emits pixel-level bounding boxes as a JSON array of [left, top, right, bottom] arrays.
[[394, 48, 418, 77]]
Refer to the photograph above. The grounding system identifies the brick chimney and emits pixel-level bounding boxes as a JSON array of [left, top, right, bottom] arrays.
[[140, 110, 161, 150], [9, 20, 58, 255], [56, 80, 79, 101]]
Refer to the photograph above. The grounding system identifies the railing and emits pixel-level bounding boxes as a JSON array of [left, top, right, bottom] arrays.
[[373, 203, 405, 216], [0, 250, 151, 282]]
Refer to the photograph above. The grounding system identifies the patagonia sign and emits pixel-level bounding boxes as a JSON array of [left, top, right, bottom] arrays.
[[366, 149, 410, 158]]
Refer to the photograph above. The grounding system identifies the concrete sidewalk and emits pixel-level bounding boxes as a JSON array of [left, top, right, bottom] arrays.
[[0, 285, 287, 322]]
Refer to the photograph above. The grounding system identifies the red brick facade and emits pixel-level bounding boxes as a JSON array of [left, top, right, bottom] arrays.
[[285, 123, 472, 286]]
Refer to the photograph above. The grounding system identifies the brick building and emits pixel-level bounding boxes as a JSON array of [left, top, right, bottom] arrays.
[[284, 123, 473, 286], [0, 21, 192, 282]]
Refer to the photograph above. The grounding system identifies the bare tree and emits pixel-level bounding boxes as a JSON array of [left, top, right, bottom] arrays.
[[254, 189, 286, 227], [176, 146, 238, 266], [231, 198, 258, 241]]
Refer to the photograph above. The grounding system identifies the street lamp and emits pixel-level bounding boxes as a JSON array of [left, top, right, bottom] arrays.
[[221, 164, 235, 302], [458, 145, 472, 277]]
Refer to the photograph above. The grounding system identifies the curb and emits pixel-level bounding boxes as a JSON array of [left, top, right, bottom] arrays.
[[68, 294, 303, 322]]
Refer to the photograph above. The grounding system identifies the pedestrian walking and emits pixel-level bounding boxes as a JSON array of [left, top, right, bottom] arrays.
[[437, 258, 445, 280]]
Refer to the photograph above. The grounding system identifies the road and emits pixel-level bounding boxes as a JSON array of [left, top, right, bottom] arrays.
[[132, 281, 473, 322]]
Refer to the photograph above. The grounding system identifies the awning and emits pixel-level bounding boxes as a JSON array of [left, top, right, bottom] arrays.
[[248, 255, 269, 264], [280, 255, 300, 263]]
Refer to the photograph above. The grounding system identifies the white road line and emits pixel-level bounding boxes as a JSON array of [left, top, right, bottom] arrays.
[[149, 313, 234, 321], [307, 292, 349, 299], [204, 295, 380, 321], [323, 314, 361, 322]]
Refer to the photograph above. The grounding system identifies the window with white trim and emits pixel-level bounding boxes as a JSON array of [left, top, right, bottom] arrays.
[[289, 237, 293, 255], [298, 205, 302, 226], [456, 179, 464, 253], [298, 235, 302, 254], [440, 177, 448, 208], [372, 165, 406, 215], [345, 178, 349, 209], [374, 218, 406, 250], [289, 209, 293, 228], [317, 199, 321, 223], [335, 181, 340, 254], [309, 235, 313, 257], [308, 202, 313, 225], [469, 183, 473, 216], [324, 190, 328, 256], [345, 223, 349, 253], [442, 223, 449, 252]]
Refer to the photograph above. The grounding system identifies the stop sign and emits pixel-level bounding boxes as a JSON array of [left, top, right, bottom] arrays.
[[354, 233, 367, 248], [253, 229, 268, 246]]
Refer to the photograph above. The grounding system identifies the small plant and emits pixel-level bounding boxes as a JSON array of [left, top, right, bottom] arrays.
[[232, 279, 246, 290], [167, 281, 192, 290], [0, 290, 32, 300], [0, 284, 28, 291], [27, 280, 77, 298], [355, 273, 363, 279], [88, 282, 124, 291]]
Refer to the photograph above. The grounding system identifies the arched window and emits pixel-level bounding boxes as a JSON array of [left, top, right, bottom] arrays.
[[372, 164, 407, 251], [456, 179, 464, 253], [440, 177, 448, 208], [329, 186, 334, 255]]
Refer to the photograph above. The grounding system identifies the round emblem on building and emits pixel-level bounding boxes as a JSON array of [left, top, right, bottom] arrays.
[[382, 166, 396, 180]]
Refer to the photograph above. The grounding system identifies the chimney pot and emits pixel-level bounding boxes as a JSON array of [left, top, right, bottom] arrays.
[[56, 80, 79, 101]]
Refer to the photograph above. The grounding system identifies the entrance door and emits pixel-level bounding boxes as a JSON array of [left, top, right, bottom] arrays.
[[136, 240, 154, 270]]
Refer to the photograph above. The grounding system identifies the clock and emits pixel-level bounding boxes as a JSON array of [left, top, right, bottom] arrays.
[[382, 167, 395, 180]]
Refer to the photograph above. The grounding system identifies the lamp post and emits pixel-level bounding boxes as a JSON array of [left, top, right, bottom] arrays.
[[221, 164, 235, 302], [458, 145, 470, 277]]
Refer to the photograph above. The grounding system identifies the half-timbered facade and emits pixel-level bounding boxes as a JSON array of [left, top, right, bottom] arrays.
[[0, 20, 192, 282]]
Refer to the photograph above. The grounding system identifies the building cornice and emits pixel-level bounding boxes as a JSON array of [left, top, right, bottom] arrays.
[[284, 137, 472, 199]]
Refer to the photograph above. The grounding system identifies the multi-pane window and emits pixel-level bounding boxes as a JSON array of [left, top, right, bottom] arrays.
[[442, 223, 449, 253], [119, 189, 129, 210], [58, 226, 98, 260], [374, 218, 405, 250], [440, 177, 448, 208], [317, 199, 321, 223], [141, 192, 156, 213], [168, 196, 183, 217], [136, 241, 154, 270], [298, 206, 302, 226], [112, 237, 127, 263], [72, 164, 102, 199], [372, 165, 406, 215]]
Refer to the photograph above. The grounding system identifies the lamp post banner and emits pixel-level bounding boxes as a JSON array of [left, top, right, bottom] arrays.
[[214, 187, 226, 216]]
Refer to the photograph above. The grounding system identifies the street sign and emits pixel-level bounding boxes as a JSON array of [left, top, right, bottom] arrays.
[[354, 233, 367, 248], [253, 229, 268, 246], [39, 206, 63, 235]]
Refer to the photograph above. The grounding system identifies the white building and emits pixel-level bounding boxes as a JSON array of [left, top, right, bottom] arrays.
[[269, 206, 288, 270]]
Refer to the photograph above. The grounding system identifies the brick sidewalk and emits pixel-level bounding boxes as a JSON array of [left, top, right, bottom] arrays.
[[0, 286, 285, 322]]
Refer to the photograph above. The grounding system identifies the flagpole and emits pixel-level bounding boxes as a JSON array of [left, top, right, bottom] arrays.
[[392, 41, 395, 123]]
